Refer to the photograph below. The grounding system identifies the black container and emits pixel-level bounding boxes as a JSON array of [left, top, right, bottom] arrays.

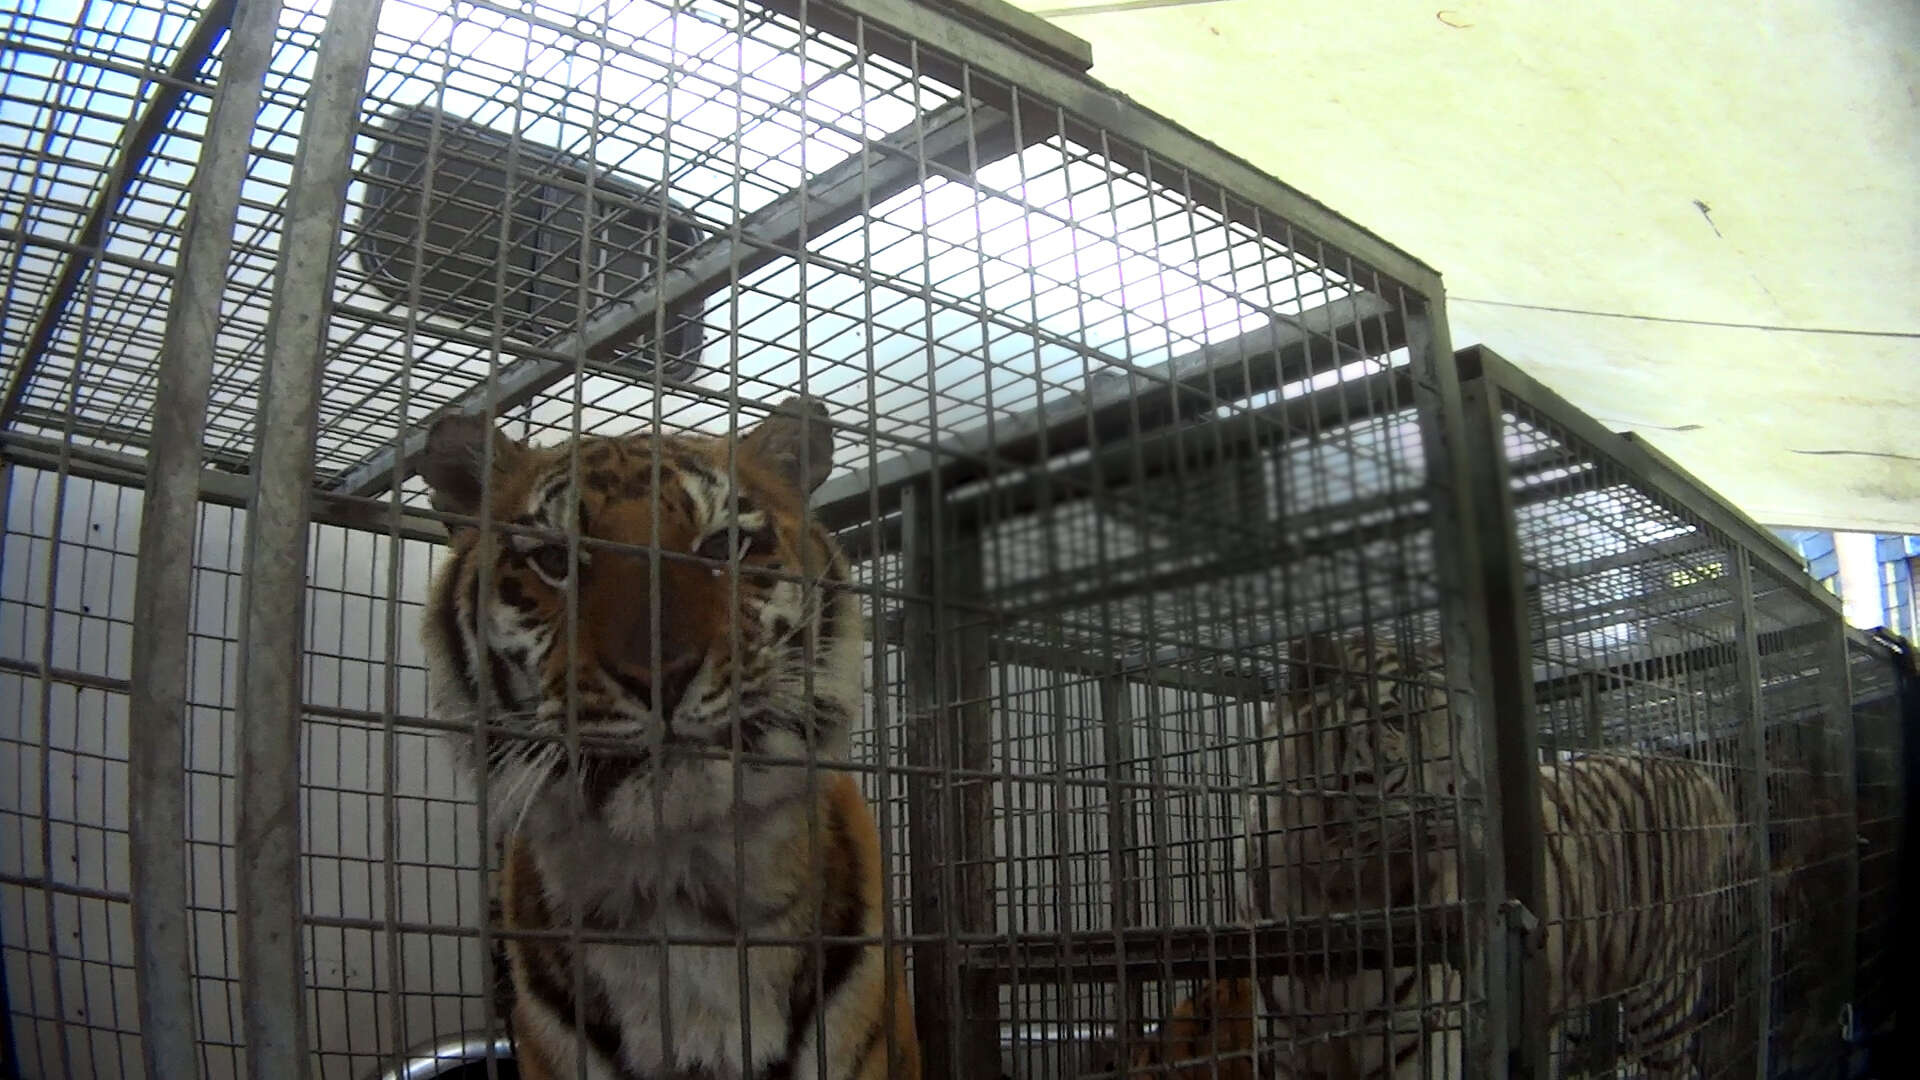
[[354, 103, 708, 380]]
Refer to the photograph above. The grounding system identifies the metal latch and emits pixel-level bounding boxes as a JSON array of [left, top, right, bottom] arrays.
[[1501, 897, 1542, 953]]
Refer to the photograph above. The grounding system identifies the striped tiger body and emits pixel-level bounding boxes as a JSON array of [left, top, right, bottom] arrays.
[[416, 400, 918, 1080], [1531, 751, 1740, 1075], [1134, 634, 1743, 1079]]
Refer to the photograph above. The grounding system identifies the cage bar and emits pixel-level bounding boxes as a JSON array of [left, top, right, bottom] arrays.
[[1454, 361, 1543, 1080], [1845, 629, 1910, 1069], [231, 2, 382, 1076], [124, 0, 285, 1075]]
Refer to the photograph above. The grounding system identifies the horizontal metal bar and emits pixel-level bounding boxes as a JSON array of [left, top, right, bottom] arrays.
[[999, 508, 1429, 624], [992, 368, 1419, 557], [815, 292, 1401, 529], [329, 100, 1013, 499], [1529, 608, 1837, 712], [10, 404, 258, 475], [1523, 530, 1731, 589], [0, 654, 130, 695], [927, 0, 1094, 72], [967, 907, 1469, 985], [0, 430, 449, 544], [986, 637, 1265, 700]]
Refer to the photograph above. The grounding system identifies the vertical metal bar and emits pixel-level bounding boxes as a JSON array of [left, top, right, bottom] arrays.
[[1099, 675, 1143, 1057], [1731, 551, 1773, 1080], [0, 458, 24, 1080], [949, 538, 999, 1070], [1456, 354, 1547, 1080], [232, 2, 380, 1077], [1579, 673, 1602, 748], [901, 480, 997, 1077], [902, 480, 958, 1077], [1829, 616, 1860, 1053], [126, 2, 285, 1076], [848, 17, 910, 1074], [1406, 311, 1508, 1079], [0, 530, 14, 1080]]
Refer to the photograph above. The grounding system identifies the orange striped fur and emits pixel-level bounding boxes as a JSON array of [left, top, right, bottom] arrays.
[[418, 400, 918, 1079]]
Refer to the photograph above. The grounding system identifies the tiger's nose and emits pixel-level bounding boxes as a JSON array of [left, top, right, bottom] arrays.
[[652, 652, 702, 720], [606, 650, 703, 719]]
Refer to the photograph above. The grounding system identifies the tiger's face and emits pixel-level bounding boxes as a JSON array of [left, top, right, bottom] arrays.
[[415, 398, 862, 837], [1249, 634, 1470, 909]]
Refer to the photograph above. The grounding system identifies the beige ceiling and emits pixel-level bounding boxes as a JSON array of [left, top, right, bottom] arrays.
[[1010, 0, 1920, 533]]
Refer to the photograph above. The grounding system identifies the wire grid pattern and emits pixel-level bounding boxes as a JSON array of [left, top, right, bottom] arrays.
[[953, 365, 1482, 1072], [0, 463, 493, 1080], [2, 0, 1445, 1076], [977, 394, 1437, 674], [1, 0, 207, 400], [0, 2, 1884, 1079], [1498, 394, 1764, 1080], [0, 458, 947, 1080], [2, 0, 1367, 490], [1749, 564, 1852, 1079], [1845, 636, 1902, 1051]]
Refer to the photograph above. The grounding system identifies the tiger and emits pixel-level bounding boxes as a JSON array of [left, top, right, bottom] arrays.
[[415, 398, 920, 1080], [1129, 632, 1747, 1079], [1123, 977, 1259, 1079]]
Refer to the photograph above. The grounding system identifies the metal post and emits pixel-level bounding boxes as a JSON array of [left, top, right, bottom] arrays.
[[1406, 312, 1512, 1078], [1731, 551, 1773, 1080], [1572, 673, 1621, 1073], [126, 2, 285, 1077], [232, 2, 380, 1076], [1828, 616, 1860, 1056], [951, 540, 998, 1071], [901, 481, 998, 1078], [1099, 675, 1144, 1056], [1455, 354, 1547, 1080], [1579, 672, 1602, 748], [1406, 306, 1510, 1080]]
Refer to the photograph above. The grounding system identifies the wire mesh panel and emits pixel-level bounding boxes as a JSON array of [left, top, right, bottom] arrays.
[[1466, 347, 1797, 1080], [2, 0, 1476, 1078], [1749, 567, 1853, 1079], [963, 362, 1490, 1077], [0, 462, 482, 1080], [1845, 632, 1906, 1068]]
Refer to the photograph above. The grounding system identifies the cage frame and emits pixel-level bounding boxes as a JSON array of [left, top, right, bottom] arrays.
[[70, 1, 1480, 1078], [1842, 625, 1912, 1072], [0, 1, 1901, 1079], [1454, 344, 1866, 1080]]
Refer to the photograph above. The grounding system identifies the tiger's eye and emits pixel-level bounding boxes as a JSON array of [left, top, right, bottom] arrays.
[[695, 531, 736, 564], [526, 544, 572, 584]]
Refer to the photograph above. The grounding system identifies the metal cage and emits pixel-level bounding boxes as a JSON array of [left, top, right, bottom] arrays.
[[1453, 346, 1908, 1080], [0, 2, 1903, 1080]]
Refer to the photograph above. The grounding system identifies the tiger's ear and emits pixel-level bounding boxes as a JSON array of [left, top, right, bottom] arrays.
[[413, 413, 522, 519], [1285, 633, 1349, 710], [741, 397, 836, 495]]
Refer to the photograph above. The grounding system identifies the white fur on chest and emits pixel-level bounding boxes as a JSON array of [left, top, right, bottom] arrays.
[[518, 927, 801, 1079], [519, 784, 821, 1079]]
